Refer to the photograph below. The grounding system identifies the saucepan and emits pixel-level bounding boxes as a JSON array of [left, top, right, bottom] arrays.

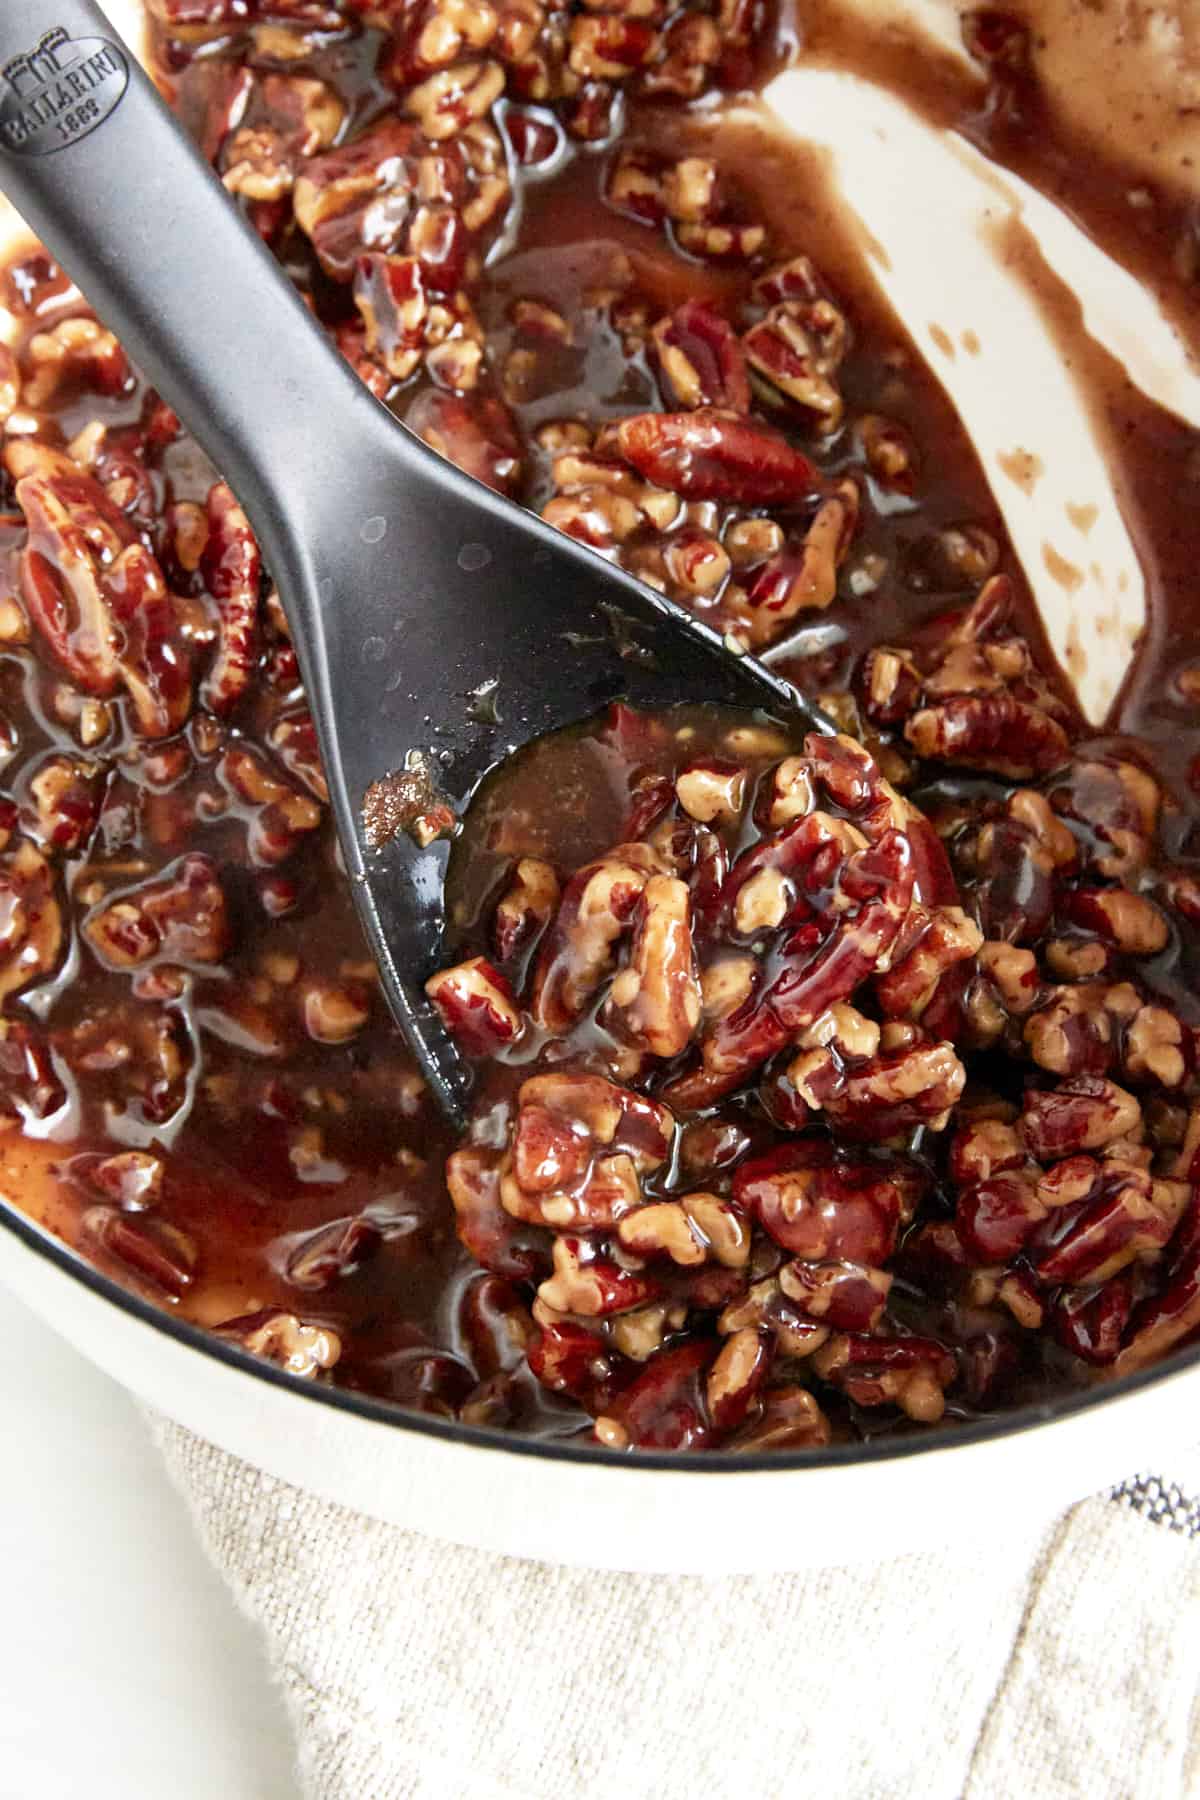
[[0, 0, 1195, 1573]]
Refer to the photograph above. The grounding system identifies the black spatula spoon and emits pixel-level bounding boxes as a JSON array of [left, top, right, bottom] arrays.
[[0, 0, 831, 1123]]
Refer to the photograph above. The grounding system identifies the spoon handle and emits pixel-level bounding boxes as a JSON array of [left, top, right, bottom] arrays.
[[0, 0, 387, 569]]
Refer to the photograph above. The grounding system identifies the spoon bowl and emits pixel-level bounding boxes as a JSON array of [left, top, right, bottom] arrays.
[[0, 0, 829, 1121]]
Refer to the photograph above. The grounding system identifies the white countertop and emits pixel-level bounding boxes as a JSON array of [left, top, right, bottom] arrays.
[[0, 1288, 299, 1798]]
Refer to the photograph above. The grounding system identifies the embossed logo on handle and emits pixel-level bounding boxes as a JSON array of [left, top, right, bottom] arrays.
[[0, 26, 129, 158]]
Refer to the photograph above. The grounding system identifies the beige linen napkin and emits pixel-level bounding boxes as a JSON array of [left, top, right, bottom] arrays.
[[150, 1418, 1200, 1800]]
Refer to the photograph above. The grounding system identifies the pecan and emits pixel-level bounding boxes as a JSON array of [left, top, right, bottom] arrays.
[[530, 841, 662, 1029], [874, 906, 982, 1020], [956, 1169, 1046, 1262], [651, 301, 751, 412], [1020, 1076, 1142, 1160], [498, 1069, 672, 1231], [84, 1206, 196, 1298], [409, 203, 472, 292], [858, 645, 923, 726], [568, 14, 659, 76], [1124, 1004, 1188, 1088], [382, 0, 501, 85], [730, 483, 858, 645], [1008, 788, 1079, 869], [17, 470, 192, 737], [778, 1258, 892, 1330], [446, 1144, 543, 1279], [302, 980, 372, 1045], [0, 1018, 64, 1124], [220, 745, 322, 864], [407, 388, 523, 496], [613, 410, 821, 505], [788, 1038, 967, 1137], [458, 1272, 535, 1379], [22, 317, 131, 409], [607, 874, 701, 1057], [675, 220, 766, 262], [537, 1233, 660, 1317], [1023, 981, 1140, 1078], [200, 482, 260, 715], [685, 828, 916, 1099], [405, 60, 506, 139], [426, 956, 523, 1054], [597, 1340, 714, 1449], [605, 147, 668, 224], [812, 1332, 956, 1422], [268, 710, 328, 803], [616, 1190, 749, 1267], [742, 304, 845, 432], [1114, 1238, 1200, 1375], [355, 253, 430, 381], [733, 1140, 918, 1263], [214, 1308, 342, 1377], [83, 853, 229, 971], [1048, 758, 1160, 878], [63, 1148, 165, 1210], [527, 1319, 625, 1409], [639, 11, 721, 96], [906, 693, 1069, 778], [293, 117, 421, 278], [493, 856, 560, 962], [663, 530, 732, 599], [60, 1002, 194, 1136], [23, 754, 104, 855], [705, 1327, 770, 1435], [728, 1384, 831, 1451], [976, 940, 1041, 1019], [0, 841, 62, 1001], [857, 414, 918, 494], [1050, 1274, 1133, 1366], [1032, 1163, 1189, 1286], [1062, 887, 1169, 957], [675, 760, 747, 824], [950, 1114, 1026, 1185]]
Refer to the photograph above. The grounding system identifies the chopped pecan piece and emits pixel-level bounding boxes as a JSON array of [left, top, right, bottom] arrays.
[[530, 841, 662, 1029], [293, 117, 421, 279], [651, 302, 751, 412], [215, 1309, 342, 1377], [705, 1327, 770, 1435], [17, 470, 191, 737], [499, 1070, 672, 1230], [199, 483, 260, 715], [813, 1332, 956, 1423], [607, 873, 701, 1057], [1020, 1076, 1142, 1160], [616, 1190, 749, 1267], [0, 840, 62, 1002], [493, 856, 560, 961], [537, 1233, 661, 1317], [83, 853, 229, 971], [426, 956, 523, 1054], [733, 1140, 918, 1264]]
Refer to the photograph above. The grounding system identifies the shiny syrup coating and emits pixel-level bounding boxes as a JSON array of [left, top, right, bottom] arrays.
[[0, 1, 1195, 1448]]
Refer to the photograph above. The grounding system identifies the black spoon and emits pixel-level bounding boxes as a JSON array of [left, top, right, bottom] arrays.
[[0, 1, 830, 1123]]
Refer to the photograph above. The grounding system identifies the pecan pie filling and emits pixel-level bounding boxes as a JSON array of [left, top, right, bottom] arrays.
[[0, 1, 1197, 1449]]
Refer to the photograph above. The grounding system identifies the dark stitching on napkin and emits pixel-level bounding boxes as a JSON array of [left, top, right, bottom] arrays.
[[1111, 1475, 1200, 1538]]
